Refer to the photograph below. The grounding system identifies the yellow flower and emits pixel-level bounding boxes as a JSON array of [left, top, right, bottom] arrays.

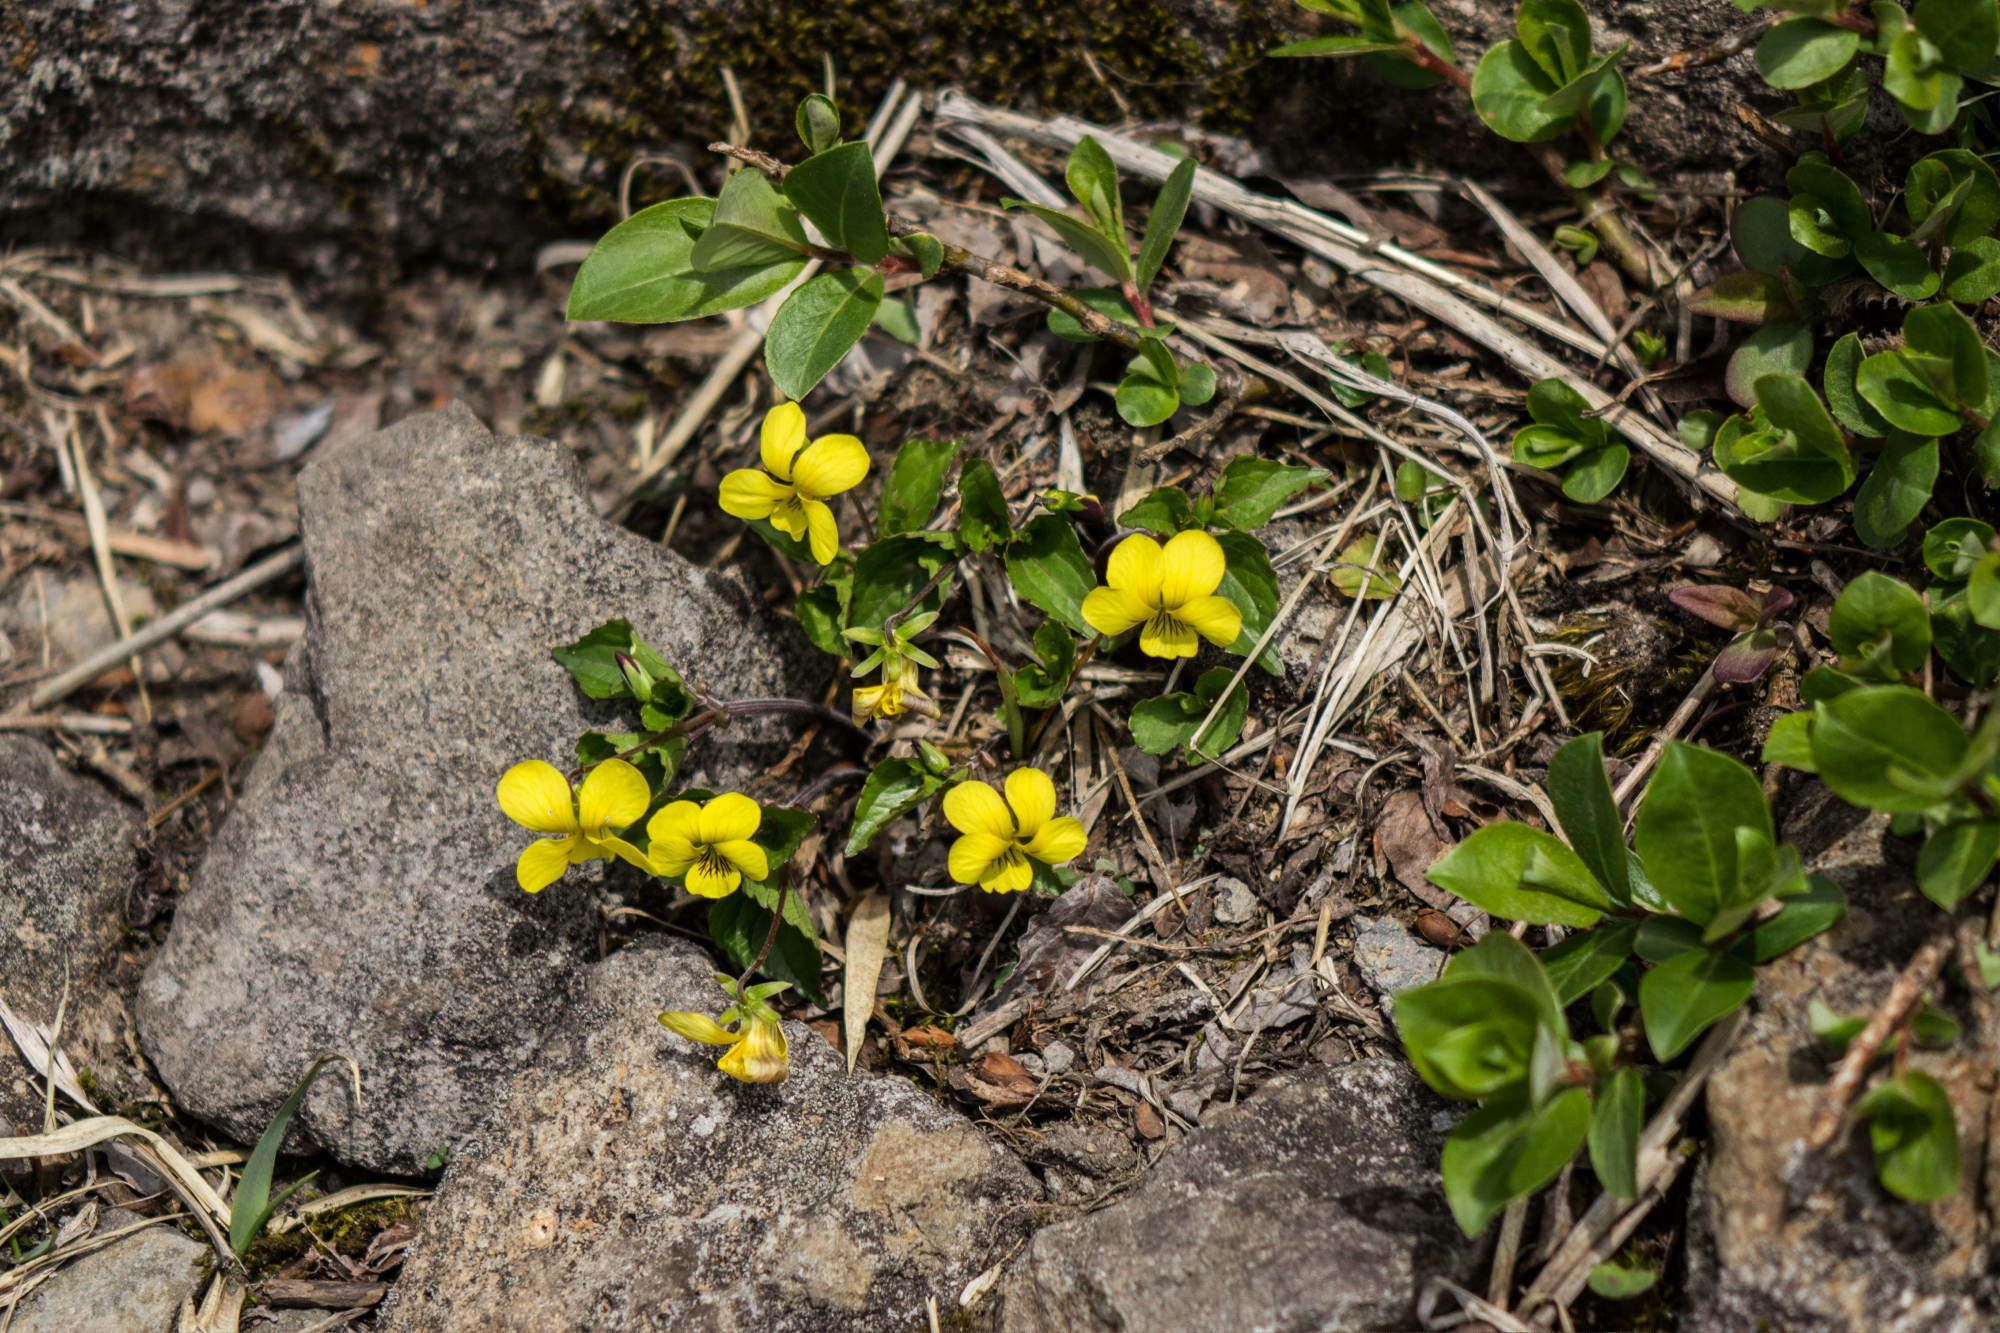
[[943, 767, 1088, 894], [852, 658, 940, 726], [717, 402, 870, 565], [645, 792, 770, 898], [659, 978, 792, 1083], [496, 758, 654, 893], [1081, 530, 1242, 659]]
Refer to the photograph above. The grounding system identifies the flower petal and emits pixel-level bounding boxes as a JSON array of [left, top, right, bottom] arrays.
[[1138, 612, 1198, 659], [717, 1017, 789, 1083], [714, 839, 770, 883], [791, 434, 870, 499], [698, 792, 763, 845], [684, 855, 742, 899], [948, 831, 1011, 887], [497, 761, 577, 835], [943, 780, 1014, 839], [718, 469, 788, 520], [1004, 767, 1057, 841], [1161, 529, 1228, 605], [852, 682, 891, 723], [577, 758, 650, 838], [768, 497, 810, 540], [647, 800, 703, 854], [761, 401, 807, 480], [660, 1010, 739, 1044], [1082, 585, 1152, 638], [1177, 594, 1243, 649], [1105, 533, 1164, 601], [516, 836, 575, 892], [1023, 816, 1088, 866], [598, 835, 655, 874], [803, 498, 840, 565], [981, 851, 1033, 894]]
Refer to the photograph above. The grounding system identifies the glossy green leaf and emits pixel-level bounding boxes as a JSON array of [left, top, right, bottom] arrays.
[[795, 585, 845, 657], [1589, 1065, 1644, 1198], [1856, 232, 1941, 300], [844, 757, 943, 856], [783, 141, 889, 265], [1216, 531, 1282, 672], [1761, 709, 1817, 771], [1732, 195, 1807, 274], [1640, 946, 1755, 1061], [1472, 39, 1571, 142], [1120, 485, 1196, 536], [1561, 444, 1630, 502], [1906, 302, 1989, 406], [1136, 157, 1197, 293], [1924, 517, 1996, 579], [1633, 741, 1772, 925], [956, 459, 1011, 553], [1757, 16, 1862, 87], [1856, 1070, 1960, 1202], [1115, 369, 1180, 428], [1943, 236, 2000, 301], [1426, 821, 1614, 927], [1812, 685, 1968, 813], [1825, 331, 1891, 437], [1547, 731, 1631, 904], [1908, 149, 2000, 246], [1727, 323, 1814, 407], [1129, 666, 1250, 762], [845, 534, 955, 632], [1014, 620, 1079, 708], [1006, 514, 1096, 634], [766, 270, 884, 400], [1045, 286, 1175, 342], [1004, 199, 1133, 283], [1918, 820, 2000, 908], [1540, 918, 1640, 1005], [1441, 1089, 1591, 1236], [566, 198, 804, 323], [691, 168, 813, 271], [795, 94, 841, 156], [1852, 433, 1940, 548], [1932, 586, 2000, 685], [1747, 873, 1846, 960], [1211, 457, 1328, 531], [1066, 135, 1126, 249], [877, 438, 959, 537], [1914, 0, 1999, 71], [1828, 571, 1933, 673], [1857, 351, 1961, 435]]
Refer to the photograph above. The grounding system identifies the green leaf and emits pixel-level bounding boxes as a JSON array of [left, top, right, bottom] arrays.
[[1066, 135, 1126, 250], [1565, 159, 1614, 187], [1906, 302, 1989, 407], [846, 534, 955, 633], [1426, 822, 1614, 927], [1270, 33, 1409, 57], [1014, 621, 1079, 708], [1561, 445, 1630, 502], [1856, 1070, 1961, 1202], [1924, 517, 1997, 579], [691, 167, 813, 271], [1812, 685, 1968, 812], [1856, 232, 1941, 300], [1944, 236, 2000, 301], [1787, 154, 1872, 240], [1006, 514, 1097, 634], [1210, 457, 1328, 531], [1472, 39, 1572, 142], [877, 438, 959, 537], [1918, 820, 2000, 908], [1726, 323, 1814, 407], [765, 270, 884, 401], [742, 806, 818, 896], [1396, 977, 1543, 1101], [844, 757, 944, 856], [1640, 947, 1755, 1060], [1331, 531, 1401, 599], [566, 198, 804, 324], [894, 232, 946, 280], [1547, 732, 1632, 905], [1441, 1089, 1591, 1236], [1518, 0, 1594, 82], [1115, 368, 1181, 427], [795, 94, 841, 156], [1934, 585, 2000, 685], [1757, 16, 1862, 87], [957, 459, 1011, 552], [1733, 195, 1807, 275], [708, 893, 825, 1005], [795, 585, 846, 657], [1182, 362, 1218, 407], [1128, 666, 1249, 762], [1825, 332, 1892, 437], [1121, 485, 1196, 536], [1853, 433, 1940, 548], [1829, 571, 1933, 674], [1216, 531, 1282, 672], [1688, 271, 1797, 324], [1762, 709, 1817, 771], [232, 1055, 351, 1254], [1914, 0, 1999, 70], [1540, 918, 1640, 1004], [782, 141, 889, 265], [1972, 552, 2000, 629], [1587, 1262, 1659, 1300], [1589, 1066, 1644, 1198], [1634, 742, 1774, 925], [1005, 199, 1133, 284], [1747, 874, 1846, 960], [1908, 149, 2000, 247], [551, 619, 684, 704], [1136, 157, 1197, 293]]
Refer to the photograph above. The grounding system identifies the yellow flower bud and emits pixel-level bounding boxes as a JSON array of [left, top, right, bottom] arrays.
[[717, 1013, 790, 1084]]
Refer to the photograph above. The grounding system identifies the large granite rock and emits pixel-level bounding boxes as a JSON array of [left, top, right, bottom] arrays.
[[137, 403, 823, 1172], [379, 937, 1041, 1332], [7, 1208, 208, 1333], [1684, 788, 1999, 1333], [0, 737, 140, 1132], [997, 1058, 1478, 1333]]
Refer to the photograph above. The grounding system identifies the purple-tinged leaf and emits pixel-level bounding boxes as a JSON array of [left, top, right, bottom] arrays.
[[1714, 629, 1784, 684], [1669, 584, 1762, 632], [1755, 586, 1796, 623]]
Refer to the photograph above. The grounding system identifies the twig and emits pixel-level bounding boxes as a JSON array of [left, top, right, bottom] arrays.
[[735, 875, 793, 992], [1611, 667, 1719, 808], [1801, 917, 1957, 1157], [1633, 13, 1781, 78], [23, 545, 304, 711]]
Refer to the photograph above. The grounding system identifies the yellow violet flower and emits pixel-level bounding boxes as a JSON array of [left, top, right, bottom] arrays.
[[852, 658, 940, 726], [496, 758, 654, 893], [943, 767, 1088, 894], [645, 792, 770, 898], [659, 977, 792, 1084], [717, 401, 870, 565], [1081, 530, 1242, 659]]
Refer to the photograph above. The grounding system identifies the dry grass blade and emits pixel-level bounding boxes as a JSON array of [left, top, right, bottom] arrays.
[[0, 1118, 231, 1256], [268, 1184, 431, 1237], [842, 890, 892, 1074], [0, 994, 98, 1115]]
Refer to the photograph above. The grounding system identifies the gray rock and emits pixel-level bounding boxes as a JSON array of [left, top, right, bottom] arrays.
[[137, 403, 823, 1173], [0, 737, 140, 1129], [1211, 875, 1259, 925], [997, 1059, 1478, 1333], [378, 937, 1041, 1333], [1352, 916, 1445, 1002], [7, 1208, 207, 1333], [1684, 788, 1998, 1333]]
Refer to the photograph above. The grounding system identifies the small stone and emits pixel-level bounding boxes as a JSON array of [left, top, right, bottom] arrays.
[[7, 1207, 207, 1333], [1351, 916, 1445, 1001], [1039, 1041, 1075, 1076], [1211, 876, 1259, 924]]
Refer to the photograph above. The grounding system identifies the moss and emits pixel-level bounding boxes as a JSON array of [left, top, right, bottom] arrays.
[[518, 0, 1311, 230], [237, 1196, 420, 1278]]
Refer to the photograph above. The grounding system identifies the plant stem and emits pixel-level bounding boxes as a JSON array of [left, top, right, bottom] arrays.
[[736, 874, 791, 992], [791, 763, 868, 808], [566, 696, 868, 781]]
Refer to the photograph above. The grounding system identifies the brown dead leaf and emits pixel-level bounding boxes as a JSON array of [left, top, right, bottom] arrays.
[[964, 1051, 1037, 1106], [893, 1026, 958, 1057], [1133, 1102, 1166, 1139], [127, 354, 281, 438], [1374, 787, 1449, 899]]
